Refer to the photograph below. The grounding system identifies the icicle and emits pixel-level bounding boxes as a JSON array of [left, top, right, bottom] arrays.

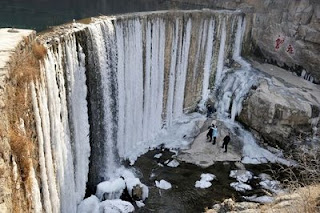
[[200, 18, 215, 108], [173, 18, 192, 119], [214, 18, 227, 86], [31, 83, 52, 213]]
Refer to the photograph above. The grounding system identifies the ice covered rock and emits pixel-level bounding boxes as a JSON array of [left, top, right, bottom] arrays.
[[155, 180, 172, 190], [99, 199, 134, 213], [243, 195, 274, 204], [167, 159, 180, 167], [230, 182, 252, 192], [78, 195, 99, 213], [154, 153, 162, 159], [259, 179, 282, 194], [96, 178, 126, 201], [230, 170, 253, 183], [195, 173, 216, 189]]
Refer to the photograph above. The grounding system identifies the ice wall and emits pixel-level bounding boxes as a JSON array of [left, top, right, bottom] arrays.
[[32, 10, 244, 212]]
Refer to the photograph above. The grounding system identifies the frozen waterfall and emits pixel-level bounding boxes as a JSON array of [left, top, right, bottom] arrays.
[[214, 16, 291, 166], [33, 10, 246, 212]]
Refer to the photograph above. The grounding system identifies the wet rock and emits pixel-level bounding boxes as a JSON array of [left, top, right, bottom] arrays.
[[132, 185, 143, 201]]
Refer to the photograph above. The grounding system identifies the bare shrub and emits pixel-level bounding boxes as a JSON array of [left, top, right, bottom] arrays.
[[8, 128, 33, 181], [271, 145, 320, 189], [31, 42, 47, 60]]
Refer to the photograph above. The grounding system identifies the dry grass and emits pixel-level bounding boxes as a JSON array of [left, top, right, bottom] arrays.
[[7, 48, 41, 178], [4, 40, 46, 212], [31, 42, 47, 60], [260, 184, 320, 213], [8, 128, 33, 181]]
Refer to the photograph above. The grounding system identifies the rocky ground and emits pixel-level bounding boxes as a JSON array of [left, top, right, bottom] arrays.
[[177, 119, 242, 168], [205, 184, 320, 213]]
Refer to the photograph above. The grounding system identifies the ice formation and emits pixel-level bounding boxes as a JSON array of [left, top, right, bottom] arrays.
[[195, 173, 216, 189], [155, 180, 172, 190]]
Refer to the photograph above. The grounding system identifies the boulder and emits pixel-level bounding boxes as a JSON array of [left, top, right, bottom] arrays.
[[238, 63, 320, 149], [131, 185, 143, 201]]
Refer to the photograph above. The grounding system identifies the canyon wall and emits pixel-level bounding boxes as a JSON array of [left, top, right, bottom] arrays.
[[174, 0, 320, 83]]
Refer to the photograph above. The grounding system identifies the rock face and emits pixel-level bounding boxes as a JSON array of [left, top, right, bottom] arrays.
[[174, 0, 320, 83], [0, 28, 36, 213], [238, 62, 320, 149]]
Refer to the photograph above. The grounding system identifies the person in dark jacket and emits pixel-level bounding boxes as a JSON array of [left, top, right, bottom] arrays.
[[221, 133, 231, 153], [206, 124, 214, 142], [207, 104, 214, 117]]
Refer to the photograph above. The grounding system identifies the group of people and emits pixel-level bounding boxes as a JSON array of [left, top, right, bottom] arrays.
[[206, 123, 230, 153]]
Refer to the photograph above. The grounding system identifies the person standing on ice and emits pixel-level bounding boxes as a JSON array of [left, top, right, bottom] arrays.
[[212, 125, 218, 145], [207, 104, 214, 117], [221, 133, 231, 153], [206, 124, 214, 142]]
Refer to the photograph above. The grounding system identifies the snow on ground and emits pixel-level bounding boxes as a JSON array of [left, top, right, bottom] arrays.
[[230, 182, 252, 192], [229, 170, 253, 183], [195, 173, 216, 189], [155, 180, 172, 190], [243, 195, 274, 203], [167, 159, 180, 167]]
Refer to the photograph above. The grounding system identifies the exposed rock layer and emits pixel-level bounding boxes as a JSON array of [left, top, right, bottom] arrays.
[[175, 0, 320, 83], [238, 62, 320, 148]]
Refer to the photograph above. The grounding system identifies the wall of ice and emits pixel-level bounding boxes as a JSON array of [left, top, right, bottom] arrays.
[[32, 10, 245, 212]]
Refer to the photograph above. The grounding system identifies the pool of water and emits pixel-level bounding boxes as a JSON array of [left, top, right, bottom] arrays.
[[133, 149, 277, 213]]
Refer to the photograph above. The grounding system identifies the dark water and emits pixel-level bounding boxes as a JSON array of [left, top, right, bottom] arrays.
[[133, 149, 278, 213], [0, 0, 207, 31]]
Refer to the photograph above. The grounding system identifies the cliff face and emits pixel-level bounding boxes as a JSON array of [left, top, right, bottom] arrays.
[[0, 28, 37, 213], [174, 0, 320, 83]]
